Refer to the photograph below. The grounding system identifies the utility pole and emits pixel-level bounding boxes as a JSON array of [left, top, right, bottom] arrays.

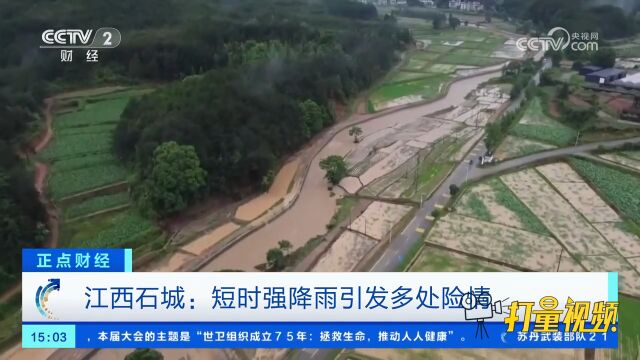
[[364, 219, 367, 237]]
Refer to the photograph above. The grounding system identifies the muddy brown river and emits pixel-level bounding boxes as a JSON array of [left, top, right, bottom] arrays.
[[202, 69, 503, 271]]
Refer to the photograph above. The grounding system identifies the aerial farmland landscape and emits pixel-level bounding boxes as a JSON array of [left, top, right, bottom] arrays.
[[1, 0, 640, 359]]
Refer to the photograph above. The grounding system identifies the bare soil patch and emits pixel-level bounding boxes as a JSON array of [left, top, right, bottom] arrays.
[[455, 183, 523, 229], [348, 201, 412, 241], [181, 222, 240, 256], [580, 255, 640, 297], [593, 223, 640, 257], [153, 252, 196, 272], [606, 95, 634, 114], [495, 135, 555, 160], [558, 252, 583, 272], [501, 169, 614, 256], [312, 230, 377, 272], [426, 214, 561, 271]]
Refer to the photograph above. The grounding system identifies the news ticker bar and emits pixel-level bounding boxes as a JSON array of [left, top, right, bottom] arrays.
[[22, 322, 617, 349]]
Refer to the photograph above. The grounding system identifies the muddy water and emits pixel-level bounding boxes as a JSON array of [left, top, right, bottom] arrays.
[[234, 159, 300, 221], [201, 70, 502, 272]]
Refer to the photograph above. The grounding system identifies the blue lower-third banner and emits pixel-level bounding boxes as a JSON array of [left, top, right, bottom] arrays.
[[22, 322, 617, 348]]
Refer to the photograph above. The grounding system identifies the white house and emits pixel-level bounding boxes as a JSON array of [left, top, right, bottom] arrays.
[[419, 0, 436, 7], [448, 0, 484, 12]]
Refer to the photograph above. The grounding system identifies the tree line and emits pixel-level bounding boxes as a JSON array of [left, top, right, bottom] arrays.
[[499, 0, 637, 39]]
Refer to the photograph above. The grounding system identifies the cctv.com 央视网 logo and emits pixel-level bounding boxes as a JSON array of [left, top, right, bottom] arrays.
[[516, 27, 599, 52]]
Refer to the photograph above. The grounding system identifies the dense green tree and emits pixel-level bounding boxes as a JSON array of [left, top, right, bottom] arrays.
[[135, 141, 206, 217], [278, 239, 293, 255], [324, 0, 377, 20], [590, 47, 616, 68], [319, 155, 348, 185], [432, 14, 446, 29], [349, 126, 363, 143], [549, 50, 562, 67], [557, 83, 570, 99], [125, 349, 163, 360], [448, 14, 461, 29], [267, 248, 286, 270], [300, 99, 330, 139]]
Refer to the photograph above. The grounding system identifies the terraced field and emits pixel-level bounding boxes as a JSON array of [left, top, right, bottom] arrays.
[[367, 19, 511, 111], [42, 88, 164, 251]]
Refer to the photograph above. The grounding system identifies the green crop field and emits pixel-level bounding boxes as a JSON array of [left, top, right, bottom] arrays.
[[616, 296, 640, 360], [412, 51, 442, 61], [367, 19, 507, 112], [44, 91, 139, 199], [439, 52, 503, 67], [64, 192, 130, 219], [40, 131, 113, 160], [390, 71, 434, 82], [409, 247, 499, 272], [570, 158, 640, 224], [49, 162, 128, 200], [508, 97, 578, 146], [47, 89, 164, 254], [510, 123, 577, 147], [405, 58, 429, 70], [53, 96, 131, 130], [370, 73, 451, 106], [488, 178, 551, 236], [50, 153, 116, 172], [61, 209, 157, 248]]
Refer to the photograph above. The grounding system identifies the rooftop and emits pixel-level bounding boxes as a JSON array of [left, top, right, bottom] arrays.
[[587, 68, 627, 77], [613, 72, 640, 88]]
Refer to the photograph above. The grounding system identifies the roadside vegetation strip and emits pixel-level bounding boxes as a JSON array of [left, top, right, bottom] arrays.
[[599, 153, 640, 172], [404, 162, 455, 200], [622, 150, 640, 161], [408, 246, 501, 272], [63, 192, 130, 219], [569, 158, 640, 224]]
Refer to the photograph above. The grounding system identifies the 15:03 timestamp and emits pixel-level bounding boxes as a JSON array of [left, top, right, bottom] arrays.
[[30, 331, 67, 343]]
